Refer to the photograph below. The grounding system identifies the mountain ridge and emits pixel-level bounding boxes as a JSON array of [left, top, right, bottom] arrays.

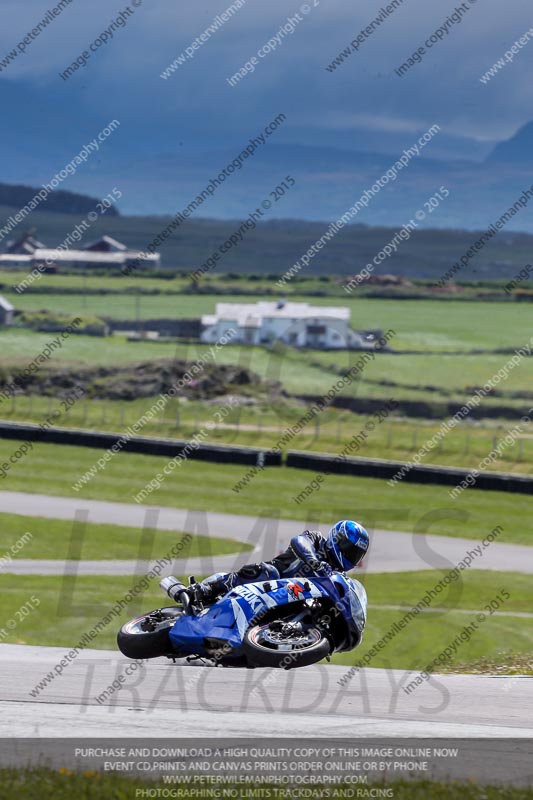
[[0, 183, 120, 217]]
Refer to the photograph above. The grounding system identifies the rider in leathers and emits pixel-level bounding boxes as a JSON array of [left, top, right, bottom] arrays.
[[195, 519, 369, 603]]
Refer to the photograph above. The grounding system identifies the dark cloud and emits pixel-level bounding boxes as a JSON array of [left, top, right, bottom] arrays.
[[1, 0, 532, 214]]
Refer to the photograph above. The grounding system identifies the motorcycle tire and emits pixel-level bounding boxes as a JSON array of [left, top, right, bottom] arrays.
[[243, 622, 330, 669], [117, 607, 182, 659]]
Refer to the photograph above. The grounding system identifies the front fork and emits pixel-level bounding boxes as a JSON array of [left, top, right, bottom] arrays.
[[272, 602, 333, 646]]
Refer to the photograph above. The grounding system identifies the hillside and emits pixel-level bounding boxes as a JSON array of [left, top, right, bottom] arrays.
[[1, 204, 533, 280], [487, 120, 533, 164], [0, 183, 119, 217]]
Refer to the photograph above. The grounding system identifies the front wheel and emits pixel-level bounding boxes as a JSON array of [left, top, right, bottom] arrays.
[[117, 607, 182, 659], [243, 621, 330, 669]]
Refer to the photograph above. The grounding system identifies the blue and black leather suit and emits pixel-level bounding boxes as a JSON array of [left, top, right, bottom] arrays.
[[201, 530, 334, 598]]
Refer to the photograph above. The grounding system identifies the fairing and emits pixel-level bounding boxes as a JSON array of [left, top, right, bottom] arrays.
[[168, 574, 366, 658]]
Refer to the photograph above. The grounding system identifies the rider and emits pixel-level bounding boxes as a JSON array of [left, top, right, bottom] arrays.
[[191, 519, 369, 604]]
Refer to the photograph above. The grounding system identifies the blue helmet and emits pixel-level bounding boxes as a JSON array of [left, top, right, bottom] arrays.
[[325, 520, 369, 571]]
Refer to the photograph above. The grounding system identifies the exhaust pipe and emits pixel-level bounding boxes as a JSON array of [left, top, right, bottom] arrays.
[[160, 576, 188, 603]]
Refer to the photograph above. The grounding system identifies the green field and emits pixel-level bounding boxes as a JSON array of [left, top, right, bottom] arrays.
[[3, 283, 533, 489], [5, 291, 533, 352], [0, 441, 531, 544], [0, 512, 250, 561], [363, 570, 533, 613], [0, 268, 192, 293], [1, 328, 533, 406], [0, 268, 368, 296]]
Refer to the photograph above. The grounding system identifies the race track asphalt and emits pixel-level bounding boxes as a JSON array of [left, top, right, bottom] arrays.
[[1, 644, 532, 739]]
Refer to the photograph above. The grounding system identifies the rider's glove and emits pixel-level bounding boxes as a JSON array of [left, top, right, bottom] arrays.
[[315, 561, 333, 577]]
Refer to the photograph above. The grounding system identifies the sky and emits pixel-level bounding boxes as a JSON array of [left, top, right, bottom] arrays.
[[1, 0, 533, 215]]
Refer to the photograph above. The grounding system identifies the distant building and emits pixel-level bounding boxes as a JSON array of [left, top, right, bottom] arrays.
[[1, 231, 46, 268], [4, 230, 46, 255], [0, 295, 14, 326], [83, 235, 128, 253], [201, 301, 380, 350], [0, 231, 160, 270]]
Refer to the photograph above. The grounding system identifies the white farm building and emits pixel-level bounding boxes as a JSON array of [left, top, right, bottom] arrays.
[[0, 233, 160, 270], [201, 301, 378, 350]]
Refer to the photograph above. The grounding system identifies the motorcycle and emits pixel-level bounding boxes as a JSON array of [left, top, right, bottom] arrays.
[[117, 571, 367, 669]]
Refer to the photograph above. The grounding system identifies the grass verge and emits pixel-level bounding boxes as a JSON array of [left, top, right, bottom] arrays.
[[0, 512, 250, 561], [0, 768, 531, 799], [363, 570, 533, 614], [330, 608, 533, 672], [450, 652, 533, 675]]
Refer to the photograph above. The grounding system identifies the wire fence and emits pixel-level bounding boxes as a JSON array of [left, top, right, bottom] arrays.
[[0, 394, 532, 470]]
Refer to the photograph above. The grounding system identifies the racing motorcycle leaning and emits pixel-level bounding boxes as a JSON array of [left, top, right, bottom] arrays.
[[117, 571, 367, 668]]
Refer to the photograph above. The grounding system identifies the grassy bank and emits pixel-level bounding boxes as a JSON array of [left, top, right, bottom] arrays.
[[0, 441, 530, 545]]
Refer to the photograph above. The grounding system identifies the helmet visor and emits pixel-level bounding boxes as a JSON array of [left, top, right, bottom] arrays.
[[337, 529, 366, 564]]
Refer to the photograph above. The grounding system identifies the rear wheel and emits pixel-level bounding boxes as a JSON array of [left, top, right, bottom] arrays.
[[117, 607, 182, 659], [243, 620, 330, 669]]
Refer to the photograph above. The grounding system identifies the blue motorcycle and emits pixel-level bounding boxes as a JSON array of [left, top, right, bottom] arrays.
[[117, 572, 367, 669]]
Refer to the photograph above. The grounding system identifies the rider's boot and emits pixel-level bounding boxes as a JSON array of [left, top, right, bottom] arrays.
[[196, 563, 281, 605]]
